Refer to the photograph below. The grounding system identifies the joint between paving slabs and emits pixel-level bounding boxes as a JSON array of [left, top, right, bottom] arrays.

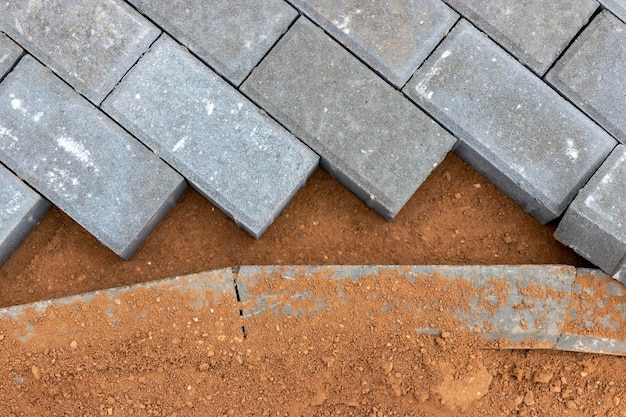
[[541, 8, 621, 144], [0, 39, 25, 85], [405, 15, 462, 90], [231, 266, 247, 338], [98, 30, 164, 106], [281, 4, 413, 92], [541, 5, 603, 79], [120, 2, 244, 92], [398, 18, 464, 142], [237, 8, 300, 88], [6, 52, 103, 113], [436, 4, 554, 77]]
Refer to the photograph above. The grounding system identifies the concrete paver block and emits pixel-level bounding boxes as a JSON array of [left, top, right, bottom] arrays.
[[103, 36, 318, 238], [600, 0, 626, 22], [443, 0, 598, 75], [555, 145, 626, 281], [241, 18, 456, 220], [290, 0, 458, 87], [403, 20, 616, 223], [0, 32, 22, 79], [0, 0, 160, 104], [546, 11, 626, 144], [0, 163, 50, 267], [0, 56, 186, 259], [127, 0, 297, 85]]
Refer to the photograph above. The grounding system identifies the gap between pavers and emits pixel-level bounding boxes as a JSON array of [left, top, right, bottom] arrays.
[[1, 265, 626, 357]]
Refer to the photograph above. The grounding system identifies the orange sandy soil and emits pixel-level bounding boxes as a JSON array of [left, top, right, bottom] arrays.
[[2, 153, 625, 417]]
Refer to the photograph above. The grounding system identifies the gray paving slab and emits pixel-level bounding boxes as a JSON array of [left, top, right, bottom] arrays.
[[102, 36, 318, 238], [403, 20, 617, 224], [555, 145, 626, 281], [241, 17, 456, 220], [0, 0, 160, 104], [600, 0, 626, 22], [546, 11, 626, 144], [0, 56, 186, 259], [290, 0, 458, 87], [0, 32, 22, 79], [0, 163, 50, 267], [126, 0, 296, 86], [443, 0, 598, 75], [236, 265, 576, 346]]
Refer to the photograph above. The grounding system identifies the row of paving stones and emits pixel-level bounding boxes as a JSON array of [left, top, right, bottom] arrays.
[[1, 265, 625, 356], [0, 1, 625, 281]]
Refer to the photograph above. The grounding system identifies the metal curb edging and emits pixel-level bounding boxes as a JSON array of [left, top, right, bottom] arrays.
[[1, 265, 625, 356]]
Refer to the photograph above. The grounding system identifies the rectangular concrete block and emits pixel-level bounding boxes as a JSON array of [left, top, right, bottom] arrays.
[[241, 17, 456, 220], [0, 56, 187, 259], [127, 0, 297, 86], [443, 0, 598, 75], [0, 32, 22, 79], [0, 0, 160, 104], [0, 163, 50, 266], [290, 0, 458, 87], [102, 36, 318, 238], [546, 11, 626, 144], [599, 0, 626, 22], [403, 20, 617, 223], [555, 145, 626, 281]]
